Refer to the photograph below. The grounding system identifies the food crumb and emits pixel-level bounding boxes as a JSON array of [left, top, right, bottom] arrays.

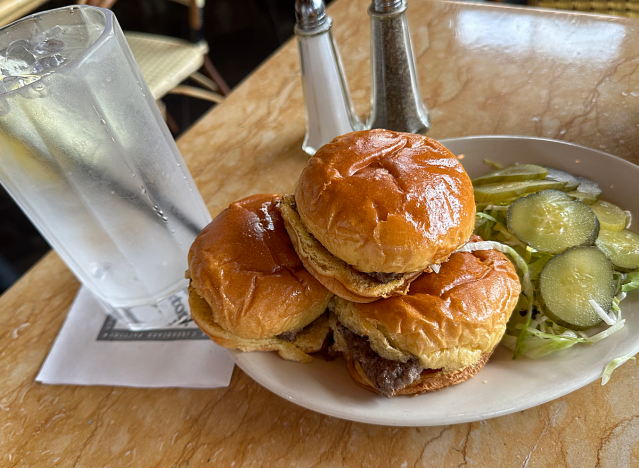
[[483, 380, 488, 384]]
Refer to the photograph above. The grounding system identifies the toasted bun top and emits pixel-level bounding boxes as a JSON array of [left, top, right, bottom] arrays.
[[187, 194, 333, 339], [331, 238, 521, 370], [294, 129, 476, 273]]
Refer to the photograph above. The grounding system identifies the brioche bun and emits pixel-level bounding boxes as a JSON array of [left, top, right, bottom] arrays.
[[294, 129, 476, 274], [190, 289, 329, 363], [280, 194, 422, 303], [187, 194, 333, 362], [330, 239, 521, 395]]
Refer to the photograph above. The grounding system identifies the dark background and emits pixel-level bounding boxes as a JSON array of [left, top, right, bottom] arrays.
[[0, 0, 310, 293]]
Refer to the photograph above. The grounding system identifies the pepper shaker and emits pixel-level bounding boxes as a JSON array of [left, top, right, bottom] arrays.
[[368, 0, 430, 134], [295, 0, 362, 155]]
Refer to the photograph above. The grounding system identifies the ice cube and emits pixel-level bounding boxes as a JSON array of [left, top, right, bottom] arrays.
[[2, 40, 36, 77], [32, 25, 99, 66], [34, 38, 65, 56], [33, 53, 65, 73], [0, 74, 40, 93], [34, 25, 63, 42], [0, 23, 104, 88]]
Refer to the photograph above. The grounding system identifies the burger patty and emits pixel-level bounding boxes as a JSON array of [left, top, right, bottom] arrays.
[[364, 271, 404, 283], [336, 322, 427, 398], [276, 331, 298, 342]]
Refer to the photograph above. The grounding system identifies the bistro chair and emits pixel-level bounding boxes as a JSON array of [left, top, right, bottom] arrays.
[[528, 0, 639, 17]]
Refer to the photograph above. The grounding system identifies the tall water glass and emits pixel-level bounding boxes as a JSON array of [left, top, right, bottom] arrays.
[[0, 6, 211, 329]]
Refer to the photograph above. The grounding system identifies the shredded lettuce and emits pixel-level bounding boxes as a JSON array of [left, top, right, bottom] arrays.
[[588, 320, 626, 343], [621, 271, 639, 293], [589, 299, 617, 326], [601, 356, 636, 385], [502, 330, 586, 358], [483, 159, 503, 170], [494, 223, 528, 250], [527, 328, 589, 342], [513, 297, 535, 359], [476, 212, 498, 223], [612, 297, 621, 313], [528, 254, 552, 281], [613, 271, 626, 295]]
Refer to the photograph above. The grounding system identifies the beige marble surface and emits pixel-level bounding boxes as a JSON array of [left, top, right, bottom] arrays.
[[2, 0, 639, 466]]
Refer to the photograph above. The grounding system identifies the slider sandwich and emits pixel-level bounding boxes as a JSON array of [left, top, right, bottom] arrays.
[[187, 194, 333, 362], [280, 129, 476, 303], [330, 236, 521, 397]]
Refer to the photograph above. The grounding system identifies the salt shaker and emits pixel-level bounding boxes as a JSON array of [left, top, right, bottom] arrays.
[[295, 0, 362, 155], [368, 0, 430, 134]]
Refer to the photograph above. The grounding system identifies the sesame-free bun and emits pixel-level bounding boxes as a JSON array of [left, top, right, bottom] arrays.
[[187, 194, 333, 362], [294, 129, 476, 274], [189, 288, 329, 363], [280, 194, 421, 303], [331, 240, 521, 395]]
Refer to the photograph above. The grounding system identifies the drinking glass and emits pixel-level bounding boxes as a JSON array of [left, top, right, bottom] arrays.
[[0, 6, 211, 329]]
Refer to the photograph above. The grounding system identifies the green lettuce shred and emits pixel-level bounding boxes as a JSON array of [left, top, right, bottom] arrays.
[[601, 356, 636, 385], [476, 212, 498, 223], [528, 255, 552, 281], [482, 159, 503, 170], [621, 271, 639, 292], [588, 320, 626, 343], [502, 330, 587, 359]]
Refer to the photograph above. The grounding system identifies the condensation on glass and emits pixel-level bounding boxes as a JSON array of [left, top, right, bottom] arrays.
[[0, 6, 212, 329]]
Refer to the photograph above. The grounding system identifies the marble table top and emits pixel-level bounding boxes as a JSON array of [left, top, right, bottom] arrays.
[[2, 0, 639, 465]]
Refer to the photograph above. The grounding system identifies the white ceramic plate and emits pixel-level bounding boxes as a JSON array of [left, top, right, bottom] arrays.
[[231, 136, 639, 426]]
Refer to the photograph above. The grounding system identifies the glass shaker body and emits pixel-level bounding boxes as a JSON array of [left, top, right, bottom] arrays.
[[368, 3, 430, 134], [296, 19, 362, 155]]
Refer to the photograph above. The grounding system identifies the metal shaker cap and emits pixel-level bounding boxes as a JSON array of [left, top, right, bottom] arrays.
[[295, 0, 328, 32], [370, 0, 406, 14]]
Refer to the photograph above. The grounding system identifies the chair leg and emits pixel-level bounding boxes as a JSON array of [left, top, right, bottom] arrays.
[[157, 99, 180, 134], [165, 110, 180, 135], [156, 99, 167, 119], [189, 72, 221, 93], [170, 85, 224, 104], [202, 55, 231, 96]]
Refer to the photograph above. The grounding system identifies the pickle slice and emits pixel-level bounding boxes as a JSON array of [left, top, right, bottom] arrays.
[[567, 177, 602, 205], [540, 246, 614, 330], [543, 167, 580, 191], [472, 164, 548, 186], [590, 200, 628, 231], [595, 229, 639, 271], [507, 190, 599, 253], [474, 180, 567, 204], [567, 190, 598, 205]]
